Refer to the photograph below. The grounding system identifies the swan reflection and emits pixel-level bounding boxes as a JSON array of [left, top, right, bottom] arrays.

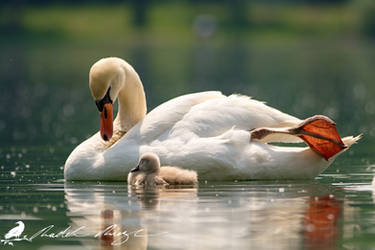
[[64, 182, 197, 249], [64, 182, 343, 249]]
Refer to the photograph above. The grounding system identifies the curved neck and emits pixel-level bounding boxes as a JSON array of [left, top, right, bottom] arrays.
[[114, 62, 147, 132]]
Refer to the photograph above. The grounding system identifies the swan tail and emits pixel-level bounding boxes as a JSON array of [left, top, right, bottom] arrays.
[[342, 134, 362, 148]]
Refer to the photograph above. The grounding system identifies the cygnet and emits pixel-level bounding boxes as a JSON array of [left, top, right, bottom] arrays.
[[128, 153, 198, 186]]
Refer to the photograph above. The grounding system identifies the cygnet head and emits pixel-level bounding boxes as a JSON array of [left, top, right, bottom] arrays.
[[130, 153, 161, 174]]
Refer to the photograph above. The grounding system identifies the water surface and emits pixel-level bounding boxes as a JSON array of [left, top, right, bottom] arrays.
[[1, 11, 375, 249]]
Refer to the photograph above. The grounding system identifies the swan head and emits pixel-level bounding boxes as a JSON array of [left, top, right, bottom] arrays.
[[89, 58, 126, 141], [130, 153, 161, 174]]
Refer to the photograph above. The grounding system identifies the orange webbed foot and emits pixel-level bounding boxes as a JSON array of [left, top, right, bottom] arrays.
[[291, 115, 346, 160]]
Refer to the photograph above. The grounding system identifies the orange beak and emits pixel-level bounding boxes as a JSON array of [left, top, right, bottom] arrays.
[[100, 103, 113, 141]]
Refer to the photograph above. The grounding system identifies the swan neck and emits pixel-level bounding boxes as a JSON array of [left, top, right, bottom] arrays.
[[115, 63, 147, 132]]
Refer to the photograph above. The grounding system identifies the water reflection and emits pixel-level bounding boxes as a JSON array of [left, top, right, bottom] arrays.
[[64, 181, 346, 250], [303, 196, 342, 250], [64, 182, 196, 249]]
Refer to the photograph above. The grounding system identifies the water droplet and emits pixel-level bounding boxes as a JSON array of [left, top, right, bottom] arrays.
[[327, 214, 334, 220], [306, 224, 315, 232]]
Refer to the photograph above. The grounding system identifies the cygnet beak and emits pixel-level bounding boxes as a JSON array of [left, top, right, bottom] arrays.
[[130, 165, 140, 173]]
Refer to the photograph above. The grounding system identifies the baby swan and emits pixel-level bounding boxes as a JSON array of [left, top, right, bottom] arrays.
[[128, 153, 198, 186]]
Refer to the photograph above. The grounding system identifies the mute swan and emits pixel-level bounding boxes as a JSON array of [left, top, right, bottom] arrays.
[[128, 152, 198, 186], [64, 57, 360, 181]]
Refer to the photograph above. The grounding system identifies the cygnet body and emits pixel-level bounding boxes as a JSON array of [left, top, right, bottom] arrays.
[[128, 153, 198, 186]]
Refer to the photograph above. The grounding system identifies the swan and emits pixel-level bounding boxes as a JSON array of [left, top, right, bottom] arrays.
[[128, 152, 198, 186], [64, 57, 360, 181]]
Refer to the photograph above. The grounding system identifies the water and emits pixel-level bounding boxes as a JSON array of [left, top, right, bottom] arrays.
[[1, 170, 375, 249], [1, 6, 375, 249]]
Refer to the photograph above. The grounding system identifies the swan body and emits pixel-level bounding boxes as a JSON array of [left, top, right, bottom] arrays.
[[64, 57, 359, 181], [128, 152, 198, 186]]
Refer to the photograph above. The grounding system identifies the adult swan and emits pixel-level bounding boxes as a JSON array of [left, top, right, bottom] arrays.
[[64, 57, 359, 181]]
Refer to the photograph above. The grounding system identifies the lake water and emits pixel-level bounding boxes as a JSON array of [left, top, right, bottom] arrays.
[[1, 31, 375, 249]]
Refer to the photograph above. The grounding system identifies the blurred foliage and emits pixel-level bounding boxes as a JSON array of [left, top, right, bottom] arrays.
[[0, 0, 372, 40], [360, 0, 375, 39], [0, 0, 374, 162]]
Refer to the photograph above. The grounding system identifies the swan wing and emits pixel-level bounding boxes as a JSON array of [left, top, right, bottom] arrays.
[[66, 92, 336, 180]]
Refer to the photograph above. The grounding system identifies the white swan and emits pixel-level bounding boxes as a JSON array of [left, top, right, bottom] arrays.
[[64, 57, 360, 181], [128, 152, 198, 186]]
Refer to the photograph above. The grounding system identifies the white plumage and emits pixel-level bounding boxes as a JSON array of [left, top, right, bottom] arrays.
[[64, 57, 359, 181]]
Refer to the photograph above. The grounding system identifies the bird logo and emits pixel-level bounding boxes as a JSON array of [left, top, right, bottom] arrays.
[[2, 221, 25, 246]]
